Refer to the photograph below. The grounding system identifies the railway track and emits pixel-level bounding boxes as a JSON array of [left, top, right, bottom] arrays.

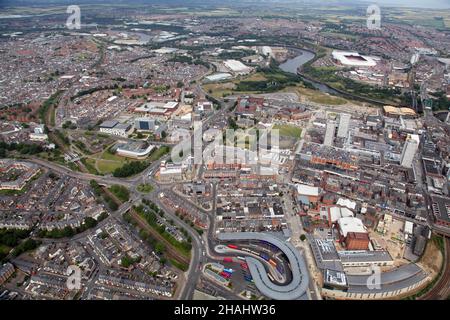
[[103, 187, 191, 266], [419, 236, 450, 300], [128, 209, 191, 266]]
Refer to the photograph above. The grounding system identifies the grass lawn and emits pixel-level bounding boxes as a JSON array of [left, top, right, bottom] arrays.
[[0, 187, 27, 196], [92, 149, 128, 174], [242, 72, 268, 82], [101, 150, 126, 162], [149, 146, 171, 162], [97, 160, 123, 173], [202, 72, 269, 99], [0, 244, 11, 255], [81, 158, 100, 175], [108, 185, 130, 202], [137, 183, 154, 193], [272, 124, 302, 138], [202, 82, 236, 99], [284, 85, 347, 106], [169, 258, 189, 272]]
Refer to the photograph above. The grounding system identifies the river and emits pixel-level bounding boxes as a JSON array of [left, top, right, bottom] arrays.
[[279, 48, 389, 106], [278, 49, 315, 74], [279, 48, 351, 96]]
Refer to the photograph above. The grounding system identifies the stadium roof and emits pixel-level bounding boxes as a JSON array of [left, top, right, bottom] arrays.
[[332, 51, 377, 67]]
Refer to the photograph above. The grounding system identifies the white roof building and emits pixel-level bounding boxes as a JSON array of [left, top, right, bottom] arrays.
[[205, 73, 233, 82], [116, 143, 155, 159], [135, 101, 179, 115], [338, 217, 367, 238], [296, 184, 319, 197], [329, 207, 354, 224], [337, 198, 357, 210], [224, 59, 252, 74], [404, 221, 414, 235]]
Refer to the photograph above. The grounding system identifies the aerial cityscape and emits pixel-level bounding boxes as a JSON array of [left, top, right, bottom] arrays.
[[0, 0, 449, 304]]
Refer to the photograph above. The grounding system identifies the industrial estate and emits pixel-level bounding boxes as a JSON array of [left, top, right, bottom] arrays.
[[0, 0, 449, 302]]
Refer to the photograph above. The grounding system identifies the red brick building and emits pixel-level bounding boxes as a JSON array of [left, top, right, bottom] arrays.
[[345, 232, 370, 250]]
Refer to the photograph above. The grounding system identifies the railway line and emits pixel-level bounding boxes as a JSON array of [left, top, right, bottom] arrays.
[[419, 236, 450, 300], [103, 186, 191, 267], [127, 207, 191, 266]]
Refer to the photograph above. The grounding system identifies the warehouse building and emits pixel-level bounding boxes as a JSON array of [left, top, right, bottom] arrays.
[[337, 216, 367, 239], [296, 184, 320, 205], [99, 120, 132, 137]]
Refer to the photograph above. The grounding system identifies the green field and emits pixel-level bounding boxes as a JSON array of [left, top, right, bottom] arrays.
[[101, 150, 125, 162], [85, 143, 170, 175], [97, 160, 123, 173], [81, 158, 100, 175], [285, 85, 348, 105], [0, 244, 11, 256], [148, 146, 171, 162], [202, 70, 290, 99], [84, 148, 129, 174], [137, 183, 154, 193], [272, 124, 302, 138], [108, 185, 130, 202]]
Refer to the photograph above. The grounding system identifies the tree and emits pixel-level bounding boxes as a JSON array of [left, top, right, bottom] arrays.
[[62, 226, 74, 237], [300, 234, 306, 241], [113, 161, 149, 178], [62, 121, 71, 129], [155, 242, 166, 255], [227, 117, 238, 130], [108, 185, 130, 202], [121, 255, 134, 268], [11, 238, 41, 257], [83, 217, 98, 229]]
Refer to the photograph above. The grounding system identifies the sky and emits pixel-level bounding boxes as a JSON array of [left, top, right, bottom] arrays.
[[355, 0, 450, 9], [2, 0, 450, 10]]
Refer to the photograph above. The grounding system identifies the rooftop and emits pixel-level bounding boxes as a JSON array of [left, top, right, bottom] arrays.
[[99, 120, 119, 128], [338, 217, 367, 237], [218, 232, 309, 300]]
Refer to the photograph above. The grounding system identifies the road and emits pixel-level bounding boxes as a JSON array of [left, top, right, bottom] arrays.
[[282, 191, 321, 300], [145, 189, 205, 300]]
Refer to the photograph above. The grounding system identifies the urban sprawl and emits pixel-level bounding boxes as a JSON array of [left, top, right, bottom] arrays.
[[0, 0, 449, 301]]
